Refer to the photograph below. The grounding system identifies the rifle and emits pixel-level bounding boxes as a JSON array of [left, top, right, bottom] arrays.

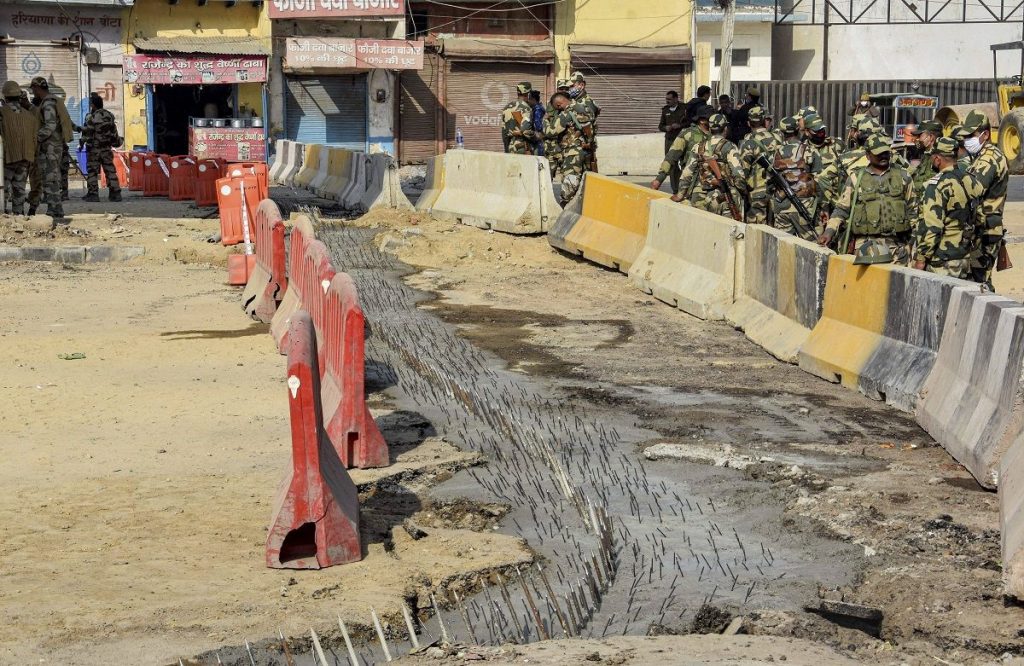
[[705, 155, 742, 222], [756, 153, 816, 239]]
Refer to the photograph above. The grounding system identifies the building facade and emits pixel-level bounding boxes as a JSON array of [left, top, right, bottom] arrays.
[[696, 0, 773, 85]]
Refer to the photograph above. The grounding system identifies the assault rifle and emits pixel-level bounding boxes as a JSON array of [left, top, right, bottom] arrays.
[[704, 155, 742, 222], [756, 153, 816, 239]]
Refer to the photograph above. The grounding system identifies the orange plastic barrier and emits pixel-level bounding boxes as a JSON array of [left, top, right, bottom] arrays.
[[270, 216, 316, 354], [168, 155, 197, 201], [127, 151, 148, 191], [194, 158, 225, 207], [216, 174, 259, 246], [100, 149, 130, 189], [265, 309, 361, 570], [142, 154, 170, 197], [242, 199, 288, 323], [226, 162, 269, 201]]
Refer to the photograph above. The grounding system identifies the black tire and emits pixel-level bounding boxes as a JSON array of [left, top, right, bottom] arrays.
[[998, 109, 1024, 175]]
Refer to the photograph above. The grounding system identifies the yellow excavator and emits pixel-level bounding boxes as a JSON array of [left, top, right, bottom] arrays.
[[936, 41, 1024, 173]]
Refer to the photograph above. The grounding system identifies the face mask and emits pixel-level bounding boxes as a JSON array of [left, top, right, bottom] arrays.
[[964, 136, 983, 155], [568, 88, 581, 99]]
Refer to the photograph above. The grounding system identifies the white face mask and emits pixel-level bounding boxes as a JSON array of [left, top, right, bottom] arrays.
[[964, 136, 983, 155]]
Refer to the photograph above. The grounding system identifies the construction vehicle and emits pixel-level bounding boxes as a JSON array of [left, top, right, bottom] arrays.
[[936, 41, 1024, 173]]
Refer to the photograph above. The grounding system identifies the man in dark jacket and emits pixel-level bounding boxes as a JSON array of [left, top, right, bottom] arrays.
[[729, 87, 761, 144]]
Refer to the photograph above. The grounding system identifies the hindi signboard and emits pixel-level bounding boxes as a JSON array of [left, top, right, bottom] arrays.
[[123, 55, 269, 85], [189, 127, 267, 162], [269, 0, 404, 19], [284, 38, 424, 71]]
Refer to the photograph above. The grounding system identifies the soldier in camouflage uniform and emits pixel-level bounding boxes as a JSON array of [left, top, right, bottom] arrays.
[[569, 72, 600, 171], [913, 137, 982, 279], [818, 134, 917, 265], [30, 76, 67, 220], [543, 80, 571, 177], [0, 81, 38, 215], [818, 115, 877, 208], [501, 82, 535, 155], [673, 112, 747, 219], [545, 91, 593, 205], [767, 115, 823, 241], [738, 106, 781, 225], [651, 104, 714, 193], [80, 93, 122, 202], [909, 119, 943, 204], [960, 109, 1009, 288]]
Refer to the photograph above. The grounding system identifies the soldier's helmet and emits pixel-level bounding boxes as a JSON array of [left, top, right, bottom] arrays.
[[747, 106, 766, 123], [933, 136, 958, 157], [778, 116, 799, 134], [853, 238, 894, 265], [2, 80, 21, 98], [709, 113, 728, 131], [30, 76, 49, 90]]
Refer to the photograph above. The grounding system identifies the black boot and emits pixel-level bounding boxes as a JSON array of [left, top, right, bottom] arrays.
[[108, 191, 123, 202], [82, 193, 100, 202], [27, 205, 37, 216]]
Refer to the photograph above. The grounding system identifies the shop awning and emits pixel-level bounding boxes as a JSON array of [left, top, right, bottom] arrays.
[[441, 38, 554, 63], [132, 35, 271, 56], [569, 44, 693, 67]]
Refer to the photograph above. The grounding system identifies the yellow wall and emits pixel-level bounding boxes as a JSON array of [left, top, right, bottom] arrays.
[[121, 0, 270, 149], [553, 0, 694, 78]]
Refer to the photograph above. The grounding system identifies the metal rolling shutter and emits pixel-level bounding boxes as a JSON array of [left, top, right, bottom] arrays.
[[576, 66, 686, 136], [285, 75, 367, 150], [399, 51, 440, 164], [445, 61, 549, 152], [1, 41, 84, 122]]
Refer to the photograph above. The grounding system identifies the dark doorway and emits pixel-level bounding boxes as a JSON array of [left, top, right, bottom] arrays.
[[152, 83, 233, 155]]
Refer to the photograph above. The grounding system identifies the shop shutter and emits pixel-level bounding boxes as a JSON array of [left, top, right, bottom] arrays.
[[444, 60, 550, 152], [1, 41, 84, 122], [573, 66, 686, 136], [399, 51, 440, 164], [285, 75, 367, 151]]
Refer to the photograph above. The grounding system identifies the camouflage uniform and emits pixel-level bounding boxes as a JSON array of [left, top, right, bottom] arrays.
[[767, 117, 823, 241], [655, 122, 711, 192], [572, 73, 600, 171], [82, 105, 122, 198], [824, 134, 917, 265], [962, 110, 1008, 286], [545, 100, 593, 205], [676, 118, 747, 219], [501, 83, 535, 155], [913, 138, 981, 279], [737, 107, 780, 225], [0, 86, 39, 215], [36, 94, 66, 218]]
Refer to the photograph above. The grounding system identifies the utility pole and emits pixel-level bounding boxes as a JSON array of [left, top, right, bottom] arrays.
[[719, 0, 736, 96]]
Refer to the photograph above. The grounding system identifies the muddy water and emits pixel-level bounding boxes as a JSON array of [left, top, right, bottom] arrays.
[[203, 226, 863, 664]]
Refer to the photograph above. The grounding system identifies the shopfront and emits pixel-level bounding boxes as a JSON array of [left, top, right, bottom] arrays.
[[123, 52, 269, 161]]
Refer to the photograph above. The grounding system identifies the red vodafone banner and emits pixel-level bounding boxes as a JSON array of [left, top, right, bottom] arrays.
[[123, 55, 268, 84], [269, 0, 403, 19]]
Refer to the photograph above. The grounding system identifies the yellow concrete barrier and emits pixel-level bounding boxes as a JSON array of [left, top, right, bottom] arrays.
[[548, 172, 670, 273], [797, 254, 963, 413], [627, 199, 745, 321], [293, 145, 322, 190], [320, 148, 354, 200], [725, 225, 833, 363], [416, 154, 445, 212]]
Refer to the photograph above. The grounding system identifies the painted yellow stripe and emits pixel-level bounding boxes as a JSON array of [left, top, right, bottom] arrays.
[[415, 154, 446, 212], [776, 237, 797, 320]]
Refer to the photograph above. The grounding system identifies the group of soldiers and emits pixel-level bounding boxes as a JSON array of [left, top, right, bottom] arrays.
[[500, 72, 601, 205], [1, 76, 122, 220], [651, 87, 1008, 288]]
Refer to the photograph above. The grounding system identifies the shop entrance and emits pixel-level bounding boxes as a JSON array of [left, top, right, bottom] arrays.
[[151, 83, 233, 155]]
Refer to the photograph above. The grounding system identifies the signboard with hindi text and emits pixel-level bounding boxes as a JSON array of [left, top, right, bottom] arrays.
[[269, 0, 404, 19], [123, 55, 268, 85], [284, 38, 424, 72]]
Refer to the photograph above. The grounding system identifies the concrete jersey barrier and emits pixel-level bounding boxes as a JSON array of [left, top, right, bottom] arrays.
[[1001, 431, 1024, 598], [416, 155, 445, 211], [916, 286, 1024, 489], [417, 149, 561, 234], [356, 153, 414, 213], [280, 141, 304, 187], [548, 172, 670, 274], [268, 139, 291, 185], [595, 133, 666, 177], [725, 225, 833, 364], [798, 254, 965, 413], [320, 148, 355, 201], [308, 147, 333, 195], [628, 199, 745, 321], [293, 145, 321, 190]]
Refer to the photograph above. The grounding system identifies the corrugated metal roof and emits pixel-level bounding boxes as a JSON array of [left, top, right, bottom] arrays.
[[132, 36, 271, 56]]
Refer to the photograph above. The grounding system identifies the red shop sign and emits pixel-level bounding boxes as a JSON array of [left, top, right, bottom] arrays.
[[123, 55, 268, 85], [269, 0, 403, 19]]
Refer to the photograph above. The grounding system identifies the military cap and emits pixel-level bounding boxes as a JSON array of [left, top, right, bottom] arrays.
[[856, 116, 880, 133], [948, 124, 969, 141], [2, 80, 21, 97], [709, 113, 728, 130], [865, 133, 892, 155], [933, 136, 958, 157], [961, 109, 991, 134], [853, 238, 893, 265], [556, 79, 570, 90], [910, 119, 943, 136], [746, 87, 760, 97], [30, 76, 48, 90], [570, 71, 586, 83], [798, 105, 819, 120], [860, 92, 871, 101], [747, 106, 766, 122], [778, 116, 799, 134], [516, 81, 532, 95], [693, 105, 714, 121], [805, 114, 826, 132]]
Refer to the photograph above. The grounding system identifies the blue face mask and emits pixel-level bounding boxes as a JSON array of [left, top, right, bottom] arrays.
[[568, 88, 582, 99]]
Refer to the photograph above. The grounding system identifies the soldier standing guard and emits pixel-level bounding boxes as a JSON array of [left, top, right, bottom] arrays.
[[545, 91, 593, 206], [651, 104, 713, 193], [80, 92, 122, 202], [569, 72, 600, 171], [913, 137, 982, 279], [30, 76, 68, 220], [767, 115, 823, 241], [738, 106, 780, 225], [501, 82, 535, 155], [674, 113, 747, 220], [0, 81, 39, 216], [960, 110, 1009, 288]]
